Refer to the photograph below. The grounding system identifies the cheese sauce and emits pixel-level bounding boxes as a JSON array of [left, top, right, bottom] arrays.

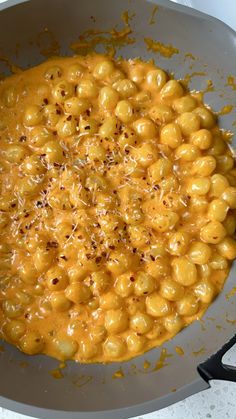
[[0, 54, 235, 363]]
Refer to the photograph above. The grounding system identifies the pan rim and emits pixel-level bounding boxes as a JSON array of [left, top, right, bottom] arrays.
[[0, 377, 209, 418]]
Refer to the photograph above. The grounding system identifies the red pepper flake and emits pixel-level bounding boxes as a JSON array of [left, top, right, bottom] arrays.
[[52, 278, 59, 285], [46, 241, 58, 248], [19, 135, 27, 142]]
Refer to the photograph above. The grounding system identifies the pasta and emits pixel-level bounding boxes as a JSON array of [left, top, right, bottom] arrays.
[[0, 53, 235, 363]]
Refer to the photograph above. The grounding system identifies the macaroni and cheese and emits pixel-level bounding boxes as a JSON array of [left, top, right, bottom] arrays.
[[0, 54, 235, 362]]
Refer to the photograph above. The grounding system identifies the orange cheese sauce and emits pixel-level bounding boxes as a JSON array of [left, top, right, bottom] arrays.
[[144, 38, 179, 58], [217, 105, 234, 116], [0, 54, 235, 363]]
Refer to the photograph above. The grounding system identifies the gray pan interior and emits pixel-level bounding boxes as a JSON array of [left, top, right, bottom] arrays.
[[0, 0, 235, 418]]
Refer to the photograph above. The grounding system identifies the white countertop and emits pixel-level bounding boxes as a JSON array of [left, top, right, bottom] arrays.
[[1, 0, 236, 418]]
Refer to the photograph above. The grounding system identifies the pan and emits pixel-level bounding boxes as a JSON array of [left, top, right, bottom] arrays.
[[0, 0, 235, 418]]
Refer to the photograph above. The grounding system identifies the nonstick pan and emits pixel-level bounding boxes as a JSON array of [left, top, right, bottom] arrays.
[[0, 0, 236, 418]]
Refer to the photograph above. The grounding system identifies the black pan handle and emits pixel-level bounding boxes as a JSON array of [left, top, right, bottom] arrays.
[[198, 334, 236, 382]]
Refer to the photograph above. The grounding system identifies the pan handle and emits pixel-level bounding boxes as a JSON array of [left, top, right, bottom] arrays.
[[198, 334, 236, 382]]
